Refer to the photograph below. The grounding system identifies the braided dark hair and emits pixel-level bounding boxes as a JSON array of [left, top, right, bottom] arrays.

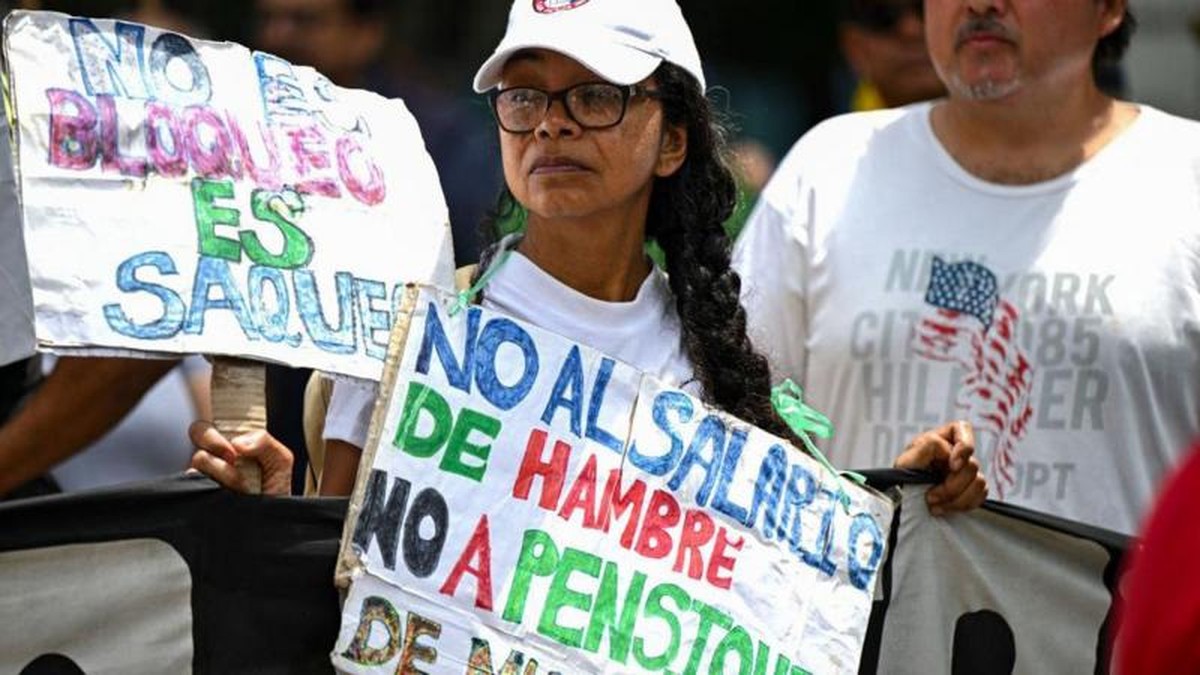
[[476, 62, 790, 438], [645, 63, 790, 438]]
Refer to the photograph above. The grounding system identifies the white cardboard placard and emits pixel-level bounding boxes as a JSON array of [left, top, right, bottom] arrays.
[[333, 286, 895, 674], [4, 11, 454, 379]]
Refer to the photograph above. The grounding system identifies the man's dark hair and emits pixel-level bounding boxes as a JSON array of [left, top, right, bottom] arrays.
[[348, 0, 385, 19]]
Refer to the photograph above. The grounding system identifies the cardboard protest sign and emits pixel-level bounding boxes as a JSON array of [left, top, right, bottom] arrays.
[[0, 112, 35, 368], [3, 11, 454, 379], [333, 286, 895, 674]]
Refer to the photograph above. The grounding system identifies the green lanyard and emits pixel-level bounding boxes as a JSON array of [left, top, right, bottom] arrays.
[[448, 237, 517, 316], [771, 379, 866, 513]]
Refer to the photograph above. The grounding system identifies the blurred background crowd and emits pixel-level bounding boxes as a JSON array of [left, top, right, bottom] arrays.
[[7, 0, 1198, 255]]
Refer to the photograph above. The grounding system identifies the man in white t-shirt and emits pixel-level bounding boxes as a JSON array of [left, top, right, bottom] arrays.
[[733, 0, 1200, 534]]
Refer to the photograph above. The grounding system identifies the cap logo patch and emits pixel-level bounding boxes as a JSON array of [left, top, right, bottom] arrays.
[[533, 0, 590, 14]]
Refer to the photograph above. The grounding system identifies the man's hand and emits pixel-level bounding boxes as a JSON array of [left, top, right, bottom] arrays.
[[894, 421, 987, 516], [189, 422, 293, 496]]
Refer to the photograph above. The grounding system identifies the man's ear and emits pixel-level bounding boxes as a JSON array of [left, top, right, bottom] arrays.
[[1097, 0, 1127, 40], [655, 123, 688, 178]]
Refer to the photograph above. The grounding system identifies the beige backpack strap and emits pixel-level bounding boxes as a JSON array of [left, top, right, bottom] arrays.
[[302, 370, 334, 496], [454, 264, 479, 292]]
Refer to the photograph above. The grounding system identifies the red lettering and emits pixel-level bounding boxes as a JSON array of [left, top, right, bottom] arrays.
[[707, 527, 743, 590], [557, 453, 599, 528], [287, 125, 340, 198], [512, 429, 571, 510], [438, 515, 494, 610], [673, 510, 715, 580], [46, 88, 97, 171], [97, 94, 148, 177], [226, 112, 281, 189], [635, 490, 681, 559], [184, 105, 235, 179], [145, 101, 187, 177], [597, 470, 646, 549], [337, 134, 385, 206]]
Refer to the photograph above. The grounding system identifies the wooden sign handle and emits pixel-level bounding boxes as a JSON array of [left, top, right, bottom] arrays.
[[210, 356, 266, 494]]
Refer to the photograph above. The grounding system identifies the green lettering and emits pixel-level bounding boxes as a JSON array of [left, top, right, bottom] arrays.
[[439, 406, 501, 482], [243, 187, 313, 269], [537, 547, 601, 648], [632, 583, 689, 670], [393, 382, 452, 459], [684, 599, 733, 675], [583, 561, 646, 663], [502, 529, 560, 624], [191, 177, 241, 262], [709, 626, 754, 675]]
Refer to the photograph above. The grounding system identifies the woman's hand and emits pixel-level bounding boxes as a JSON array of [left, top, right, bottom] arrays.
[[189, 422, 294, 496], [894, 421, 987, 516]]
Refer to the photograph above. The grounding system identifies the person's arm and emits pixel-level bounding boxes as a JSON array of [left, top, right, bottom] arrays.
[[894, 421, 988, 515], [319, 439, 361, 496], [0, 356, 176, 496], [316, 377, 376, 496]]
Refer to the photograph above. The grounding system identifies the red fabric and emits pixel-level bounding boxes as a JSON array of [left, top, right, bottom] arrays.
[[1114, 441, 1200, 674]]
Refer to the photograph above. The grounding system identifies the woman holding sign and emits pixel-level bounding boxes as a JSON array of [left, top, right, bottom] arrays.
[[191, 0, 985, 515]]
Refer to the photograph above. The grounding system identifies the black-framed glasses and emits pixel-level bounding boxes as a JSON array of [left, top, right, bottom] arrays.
[[488, 82, 660, 134], [848, 0, 923, 33]]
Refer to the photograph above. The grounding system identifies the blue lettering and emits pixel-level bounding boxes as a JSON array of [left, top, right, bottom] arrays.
[[354, 278, 390, 360], [149, 32, 211, 105], [294, 268, 356, 354], [746, 445, 789, 540], [69, 18, 149, 99], [710, 426, 751, 525], [102, 251, 185, 339], [183, 255, 256, 338], [474, 317, 539, 411], [541, 345, 584, 435], [254, 52, 312, 123], [780, 465, 818, 541], [247, 265, 293, 344], [847, 514, 885, 591], [585, 357, 624, 453], [415, 302, 478, 392], [627, 391, 692, 476], [666, 415, 725, 507], [795, 488, 838, 576]]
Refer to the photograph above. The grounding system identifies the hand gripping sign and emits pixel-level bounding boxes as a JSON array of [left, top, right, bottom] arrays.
[[2, 11, 454, 474], [332, 286, 895, 674]]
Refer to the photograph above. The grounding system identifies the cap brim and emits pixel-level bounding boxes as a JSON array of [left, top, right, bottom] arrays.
[[472, 31, 662, 93]]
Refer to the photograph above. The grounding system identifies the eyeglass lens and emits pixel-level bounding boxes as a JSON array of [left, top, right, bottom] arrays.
[[494, 83, 629, 132]]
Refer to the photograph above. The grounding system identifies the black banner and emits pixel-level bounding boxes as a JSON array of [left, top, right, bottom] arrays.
[[0, 474, 344, 674]]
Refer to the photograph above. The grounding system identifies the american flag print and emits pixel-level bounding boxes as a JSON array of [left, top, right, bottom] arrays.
[[912, 257, 1034, 498]]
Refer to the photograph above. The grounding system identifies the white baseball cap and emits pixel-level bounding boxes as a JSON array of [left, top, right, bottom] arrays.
[[472, 0, 705, 93]]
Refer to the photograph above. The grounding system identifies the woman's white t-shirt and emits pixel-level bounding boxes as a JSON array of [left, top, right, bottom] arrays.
[[324, 251, 695, 449]]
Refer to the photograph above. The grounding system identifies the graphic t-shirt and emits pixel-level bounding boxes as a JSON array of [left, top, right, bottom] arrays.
[[733, 103, 1200, 534], [325, 250, 696, 449]]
